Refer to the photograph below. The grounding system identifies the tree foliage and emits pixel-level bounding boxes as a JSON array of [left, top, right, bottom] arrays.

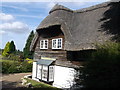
[[81, 42, 120, 88], [2, 41, 16, 57], [2, 42, 10, 57], [2, 60, 32, 74], [100, 2, 120, 41], [9, 41, 16, 53], [23, 30, 34, 59]]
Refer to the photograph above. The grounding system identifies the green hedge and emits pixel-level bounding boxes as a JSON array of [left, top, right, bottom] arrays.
[[1, 60, 32, 74]]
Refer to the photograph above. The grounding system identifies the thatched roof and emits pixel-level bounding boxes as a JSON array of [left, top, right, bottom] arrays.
[[49, 4, 73, 13], [30, 2, 118, 51]]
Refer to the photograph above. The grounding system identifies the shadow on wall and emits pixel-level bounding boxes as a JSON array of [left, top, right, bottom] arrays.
[[100, 2, 120, 41]]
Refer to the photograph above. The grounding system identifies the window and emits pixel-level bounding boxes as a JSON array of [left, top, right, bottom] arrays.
[[49, 66, 54, 81], [40, 40, 48, 49], [37, 64, 42, 79], [52, 38, 62, 49], [42, 65, 48, 81], [42, 70, 47, 79]]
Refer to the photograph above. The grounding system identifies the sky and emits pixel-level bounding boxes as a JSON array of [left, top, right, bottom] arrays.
[[0, 0, 111, 51]]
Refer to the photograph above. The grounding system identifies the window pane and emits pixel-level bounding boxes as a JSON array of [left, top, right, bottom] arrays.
[[49, 66, 54, 81], [45, 40, 48, 48], [58, 39, 62, 48], [52, 38, 62, 49], [43, 70, 47, 79], [52, 40, 56, 48], [42, 65, 48, 81], [40, 40, 48, 49], [41, 41, 43, 48]]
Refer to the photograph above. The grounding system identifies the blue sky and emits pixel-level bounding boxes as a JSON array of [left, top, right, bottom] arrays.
[[0, 0, 110, 51]]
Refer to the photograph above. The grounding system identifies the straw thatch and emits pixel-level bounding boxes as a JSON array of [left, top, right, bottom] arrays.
[[30, 2, 118, 51]]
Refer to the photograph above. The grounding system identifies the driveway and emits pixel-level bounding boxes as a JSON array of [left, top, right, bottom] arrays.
[[0, 73, 31, 90]]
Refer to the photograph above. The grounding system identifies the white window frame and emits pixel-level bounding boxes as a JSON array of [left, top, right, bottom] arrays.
[[37, 64, 42, 79], [42, 65, 48, 81], [52, 38, 62, 49], [49, 66, 54, 81], [40, 39, 48, 49]]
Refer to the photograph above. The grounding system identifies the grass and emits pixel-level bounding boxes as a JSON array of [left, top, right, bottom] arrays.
[[24, 78, 61, 90]]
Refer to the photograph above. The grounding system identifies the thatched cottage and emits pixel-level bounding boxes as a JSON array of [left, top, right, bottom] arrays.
[[30, 1, 120, 88]]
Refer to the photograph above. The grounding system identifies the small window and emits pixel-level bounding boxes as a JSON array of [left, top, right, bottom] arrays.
[[49, 66, 54, 81], [40, 40, 48, 49], [52, 38, 62, 49], [42, 65, 48, 81], [42, 70, 47, 79]]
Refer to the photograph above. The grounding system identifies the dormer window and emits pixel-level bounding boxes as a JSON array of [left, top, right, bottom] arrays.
[[52, 38, 62, 49], [40, 40, 48, 49]]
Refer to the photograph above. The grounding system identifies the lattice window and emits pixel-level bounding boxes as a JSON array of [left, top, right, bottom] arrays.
[[40, 39, 48, 49], [52, 38, 62, 49]]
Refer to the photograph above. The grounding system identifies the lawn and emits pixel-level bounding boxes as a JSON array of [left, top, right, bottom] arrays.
[[24, 78, 61, 90]]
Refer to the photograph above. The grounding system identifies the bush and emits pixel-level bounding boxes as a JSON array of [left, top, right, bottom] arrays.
[[2, 60, 32, 74], [81, 42, 120, 88], [2, 61, 12, 74], [25, 58, 33, 64], [8, 54, 24, 62], [20, 61, 32, 72]]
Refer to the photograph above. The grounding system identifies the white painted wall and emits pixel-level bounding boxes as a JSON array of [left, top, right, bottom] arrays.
[[53, 65, 76, 88], [32, 62, 37, 79], [32, 62, 77, 89], [32, 62, 40, 81], [37, 64, 42, 79]]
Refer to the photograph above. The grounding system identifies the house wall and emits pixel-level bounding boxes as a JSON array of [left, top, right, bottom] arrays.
[[32, 62, 77, 88], [53, 65, 77, 88], [32, 62, 39, 81], [34, 32, 67, 61]]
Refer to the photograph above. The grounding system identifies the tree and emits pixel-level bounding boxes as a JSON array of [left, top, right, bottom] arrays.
[[23, 30, 34, 59], [81, 42, 120, 88], [2, 41, 16, 57], [2, 42, 10, 57], [100, 2, 120, 41], [9, 41, 16, 53]]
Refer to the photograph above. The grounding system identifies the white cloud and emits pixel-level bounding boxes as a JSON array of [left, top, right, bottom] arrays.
[[0, 12, 29, 34], [0, 13, 14, 22], [0, 21, 29, 34]]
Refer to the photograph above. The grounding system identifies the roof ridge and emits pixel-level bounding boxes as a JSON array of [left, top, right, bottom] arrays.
[[49, 2, 111, 14], [49, 4, 73, 14], [75, 2, 110, 13]]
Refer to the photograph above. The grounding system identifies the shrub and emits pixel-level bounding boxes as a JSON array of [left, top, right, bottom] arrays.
[[81, 42, 120, 88], [7, 62, 21, 73], [2, 61, 12, 74], [20, 61, 32, 72], [25, 58, 33, 64], [2, 60, 32, 74]]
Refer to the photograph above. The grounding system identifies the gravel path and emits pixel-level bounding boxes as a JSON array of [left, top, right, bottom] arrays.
[[0, 73, 31, 90]]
